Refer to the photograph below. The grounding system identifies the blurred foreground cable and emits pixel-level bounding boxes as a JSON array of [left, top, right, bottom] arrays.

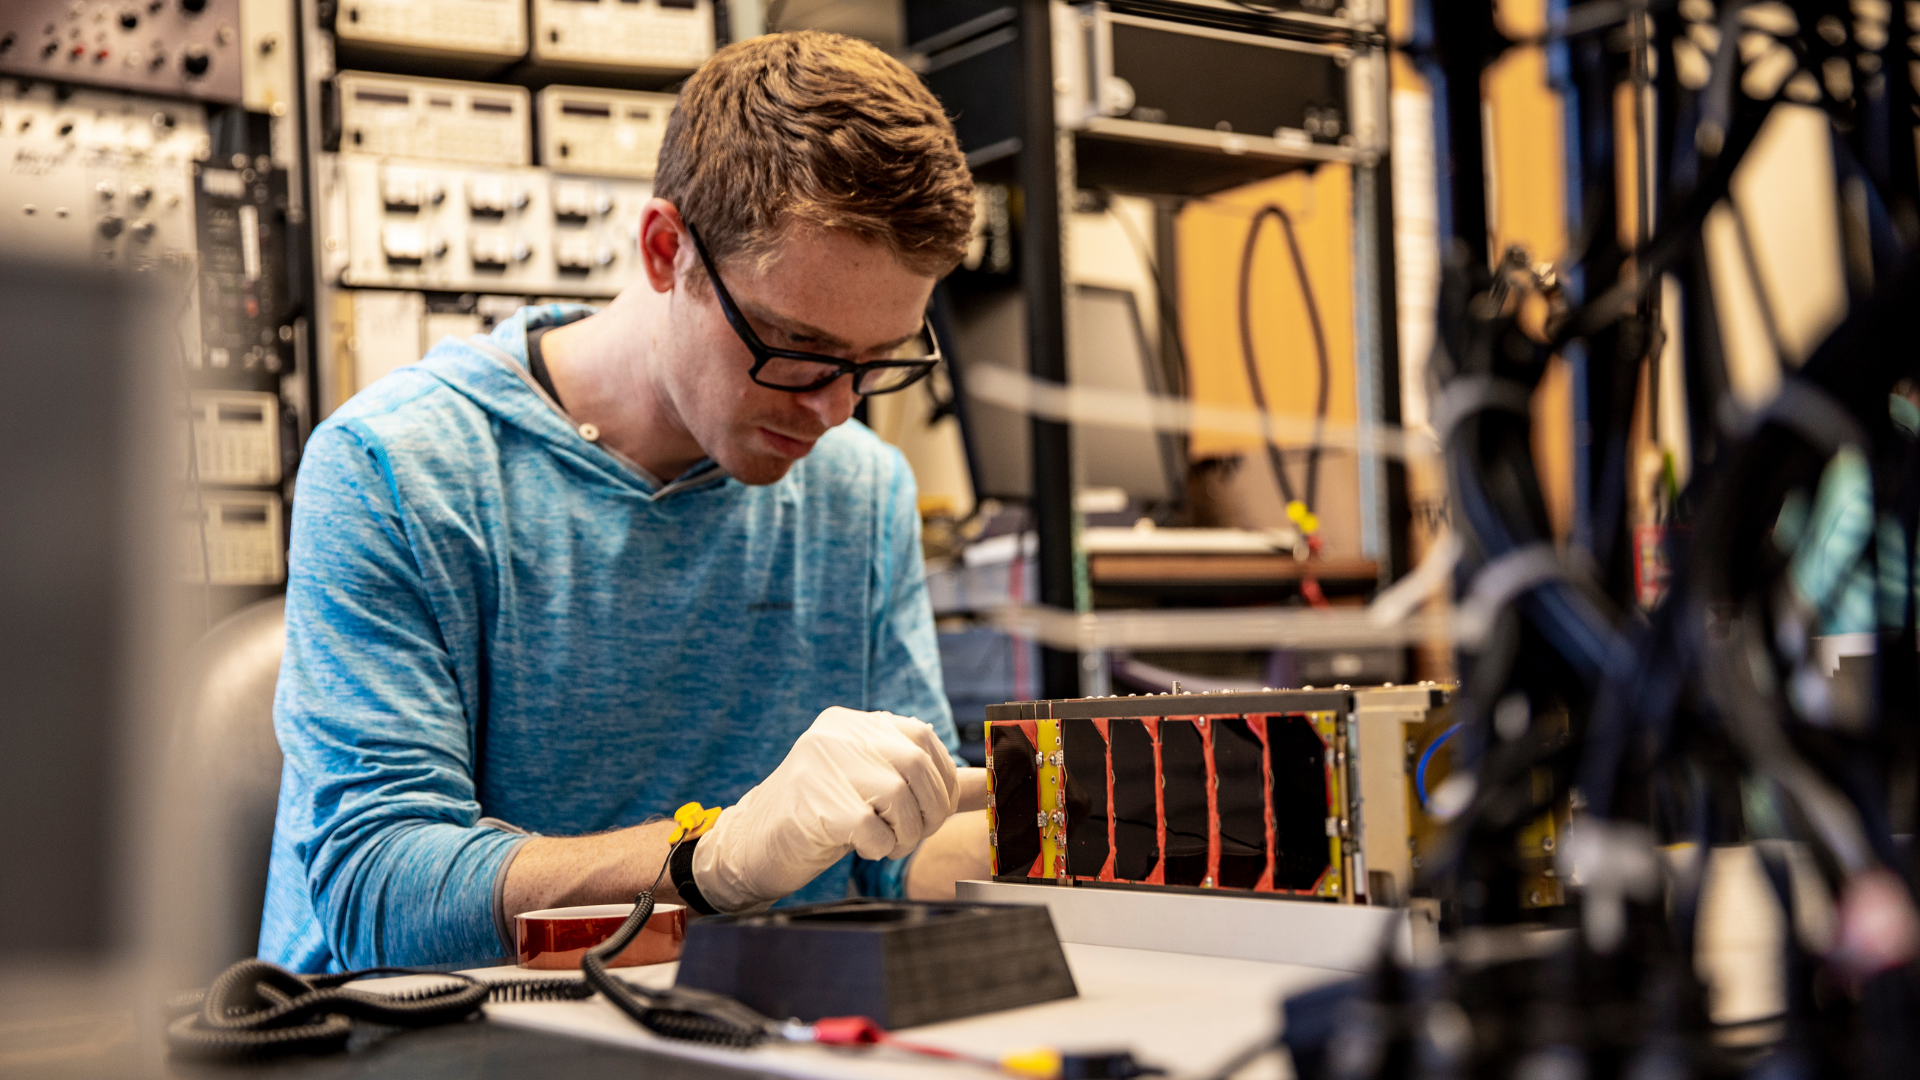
[[1282, 0, 1920, 1077]]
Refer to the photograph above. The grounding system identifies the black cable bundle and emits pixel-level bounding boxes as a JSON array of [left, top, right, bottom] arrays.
[[1284, 0, 1920, 1076], [166, 962, 490, 1059], [168, 872, 778, 1058], [576, 891, 780, 1049]]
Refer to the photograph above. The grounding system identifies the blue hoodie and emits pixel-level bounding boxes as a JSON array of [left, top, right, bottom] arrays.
[[259, 304, 956, 973]]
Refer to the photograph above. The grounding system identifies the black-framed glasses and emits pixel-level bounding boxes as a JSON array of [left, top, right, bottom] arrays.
[[685, 222, 942, 396]]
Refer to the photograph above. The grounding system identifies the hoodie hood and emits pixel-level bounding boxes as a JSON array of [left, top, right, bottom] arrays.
[[405, 302, 727, 500]]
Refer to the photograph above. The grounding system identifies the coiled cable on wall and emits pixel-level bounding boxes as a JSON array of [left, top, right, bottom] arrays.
[[1236, 202, 1331, 527]]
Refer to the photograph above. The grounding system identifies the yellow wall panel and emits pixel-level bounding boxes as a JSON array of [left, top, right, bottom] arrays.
[[1486, 46, 1566, 266], [1176, 166, 1357, 461]]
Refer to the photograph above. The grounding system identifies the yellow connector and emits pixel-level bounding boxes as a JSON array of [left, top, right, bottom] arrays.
[[670, 802, 723, 844], [1001, 1046, 1062, 1079]]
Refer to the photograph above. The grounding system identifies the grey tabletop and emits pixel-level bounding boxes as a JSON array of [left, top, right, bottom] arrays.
[[14, 1020, 784, 1080]]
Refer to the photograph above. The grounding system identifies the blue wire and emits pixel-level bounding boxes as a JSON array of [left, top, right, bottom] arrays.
[[1415, 723, 1463, 809]]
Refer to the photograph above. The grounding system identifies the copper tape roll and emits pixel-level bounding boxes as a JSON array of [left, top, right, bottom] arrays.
[[515, 903, 687, 970]]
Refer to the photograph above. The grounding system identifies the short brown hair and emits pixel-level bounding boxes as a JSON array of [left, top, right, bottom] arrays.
[[655, 31, 974, 281]]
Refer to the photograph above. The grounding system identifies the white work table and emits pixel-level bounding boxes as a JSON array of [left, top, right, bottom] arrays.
[[473, 941, 1340, 1080], [383, 884, 1410, 1080]]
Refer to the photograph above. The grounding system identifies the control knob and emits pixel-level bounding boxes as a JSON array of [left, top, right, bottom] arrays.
[[130, 219, 155, 241], [97, 214, 125, 239], [181, 44, 209, 77], [128, 183, 152, 207], [180, 0, 208, 13]]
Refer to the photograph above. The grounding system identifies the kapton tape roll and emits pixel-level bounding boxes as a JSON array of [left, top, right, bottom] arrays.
[[514, 903, 687, 969]]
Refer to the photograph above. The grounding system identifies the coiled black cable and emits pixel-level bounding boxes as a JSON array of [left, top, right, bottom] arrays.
[[169, 841, 778, 1058], [166, 961, 489, 1059], [577, 887, 779, 1049], [480, 977, 594, 1004]]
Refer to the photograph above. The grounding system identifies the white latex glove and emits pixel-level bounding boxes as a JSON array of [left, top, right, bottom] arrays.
[[692, 706, 960, 913]]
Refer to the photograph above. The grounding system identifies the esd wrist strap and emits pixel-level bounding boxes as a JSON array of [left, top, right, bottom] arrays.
[[669, 836, 720, 915]]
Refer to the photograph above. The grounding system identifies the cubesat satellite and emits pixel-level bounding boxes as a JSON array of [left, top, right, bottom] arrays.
[[984, 683, 1563, 910]]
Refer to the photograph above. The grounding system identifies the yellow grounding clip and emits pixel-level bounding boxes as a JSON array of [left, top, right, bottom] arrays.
[[670, 801, 723, 844]]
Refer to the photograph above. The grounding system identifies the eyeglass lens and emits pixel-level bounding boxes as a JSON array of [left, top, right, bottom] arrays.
[[752, 323, 938, 393]]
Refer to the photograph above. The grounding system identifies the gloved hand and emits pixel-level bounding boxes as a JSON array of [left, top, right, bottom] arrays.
[[692, 706, 959, 913]]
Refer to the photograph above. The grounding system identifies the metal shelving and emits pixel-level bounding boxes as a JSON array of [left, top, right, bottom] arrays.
[[908, 0, 1404, 698]]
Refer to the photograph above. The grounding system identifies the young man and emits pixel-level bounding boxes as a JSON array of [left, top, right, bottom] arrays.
[[260, 31, 989, 973]]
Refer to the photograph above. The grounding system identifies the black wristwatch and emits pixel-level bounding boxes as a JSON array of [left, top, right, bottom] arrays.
[[669, 836, 720, 915]]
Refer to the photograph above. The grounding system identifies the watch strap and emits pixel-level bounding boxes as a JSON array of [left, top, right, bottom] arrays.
[[669, 836, 720, 915]]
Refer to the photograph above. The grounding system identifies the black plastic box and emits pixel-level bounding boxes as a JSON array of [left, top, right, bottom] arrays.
[[673, 899, 1078, 1029]]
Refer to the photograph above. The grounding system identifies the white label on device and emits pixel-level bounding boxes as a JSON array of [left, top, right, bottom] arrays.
[[240, 204, 261, 281]]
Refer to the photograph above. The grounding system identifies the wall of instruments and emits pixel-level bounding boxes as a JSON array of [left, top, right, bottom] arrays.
[[306, 0, 714, 414], [0, 0, 712, 596], [0, 22, 299, 599]]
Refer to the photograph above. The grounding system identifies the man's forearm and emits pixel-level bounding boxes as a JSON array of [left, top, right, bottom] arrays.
[[905, 809, 991, 900], [957, 767, 988, 813], [501, 819, 683, 917], [506, 767, 987, 916], [906, 770, 995, 899]]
